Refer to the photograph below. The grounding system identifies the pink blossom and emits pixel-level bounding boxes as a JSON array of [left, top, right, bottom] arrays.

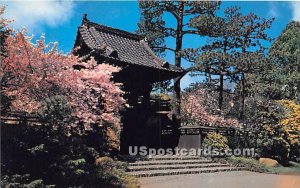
[[1, 16, 126, 135], [181, 88, 240, 128]]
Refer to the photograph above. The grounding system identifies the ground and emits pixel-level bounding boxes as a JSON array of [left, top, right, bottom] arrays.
[[139, 171, 300, 188]]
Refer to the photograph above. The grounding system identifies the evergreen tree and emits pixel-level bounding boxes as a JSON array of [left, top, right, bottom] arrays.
[[233, 12, 273, 119], [254, 21, 300, 102], [195, 6, 242, 110], [194, 7, 273, 115], [137, 1, 221, 124]]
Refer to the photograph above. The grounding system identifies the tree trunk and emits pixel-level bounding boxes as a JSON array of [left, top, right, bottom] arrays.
[[240, 44, 246, 120], [173, 2, 184, 126], [219, 39, 227, 111], [240, 72, 245, 120], [219, 74, 224, 110]]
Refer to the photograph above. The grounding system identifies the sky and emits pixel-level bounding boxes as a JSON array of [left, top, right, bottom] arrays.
[[1, 0, 300, 89]]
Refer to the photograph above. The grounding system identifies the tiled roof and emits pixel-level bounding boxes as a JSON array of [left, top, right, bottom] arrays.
[[76, 16, 184, 73]]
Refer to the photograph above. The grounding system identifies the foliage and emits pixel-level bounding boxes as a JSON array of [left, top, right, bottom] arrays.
[[138, 1, 220, 57], [225, 156, 270, 173], [37, 95, 72, 133], [138, 1, 221, 121], [91, 157, 139, 188], [227, 131, 257, 150], [269, 163, 300, 175], [251, 21, 300, 103], [194, 6, 240, 110], [255, 100, 300, 164], [0, 6, 10, 29], [1, 28, 125, 135], [189, 6, 273, 118], [203, 132, 229, 153], [0, 8, 137, 188], [280, 100, 300, 161], [268, 21, 300, 102], [138, 2, 275, 123], [151, 80, 173, 94], [224, 156, 300, 175], [1, 118, 138, 187], [280, 100, 300, 132], [240, 21, 300, 163], [1, 174, 54, 188], [181, 87, 240, 127], [0, 6, 12, 113]]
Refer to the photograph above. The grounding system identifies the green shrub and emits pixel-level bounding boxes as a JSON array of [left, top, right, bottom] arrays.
[[1, 95, 138, 188], [1, 174, 54, 188], [228, 131, 257, 149], [226, 156, 269, 173], [254, 100, 296, 164], [224, 156, 300, 175], [37, 95, 72, 135], [94, 157, 138, 188], [203, 132, 229, 155]]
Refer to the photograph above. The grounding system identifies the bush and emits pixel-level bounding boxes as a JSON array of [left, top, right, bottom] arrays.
[[89, 157, 139, 188], [203, 132, 229, 155], [255, 100, 300, 164], [224, 156, 300, 175], [1, 123, 138, 187], [280, 100, 300, 161], [256, 133, 291, 163], [1, 97, 137, 187], [1, 174, 54, 188], [227, 131, 257, 149], [226, 156, 269, 173]]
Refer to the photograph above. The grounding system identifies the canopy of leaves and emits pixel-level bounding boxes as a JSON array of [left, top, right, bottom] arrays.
[[137, 0, 221, 57], [252, 21, 300, 102]]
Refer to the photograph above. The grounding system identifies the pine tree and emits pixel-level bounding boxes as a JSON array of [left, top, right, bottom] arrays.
[[137, 1, 221, 124], [195, 6, 242, 110], [233, 12, 273, 119]]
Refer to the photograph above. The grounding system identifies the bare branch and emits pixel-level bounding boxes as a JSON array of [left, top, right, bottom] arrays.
[[152, 46, 176, 52]]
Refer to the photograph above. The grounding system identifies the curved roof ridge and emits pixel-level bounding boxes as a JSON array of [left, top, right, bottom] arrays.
[[88, 26, 107, 49], [78, 26, 100, 49], [82, 18, 144, 41]]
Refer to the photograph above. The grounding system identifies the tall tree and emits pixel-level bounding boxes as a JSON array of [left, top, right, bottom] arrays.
[[193, 7, 273, 115], [233, 12, 273, 119], [195, 6, 242, 110], [253, 21, 300, 102], [138, 0, 220, 124]]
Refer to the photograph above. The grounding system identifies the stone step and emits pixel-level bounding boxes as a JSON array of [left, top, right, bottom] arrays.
[[127, 167, 247, 178], [120, 155, 208, 162], [128, 159, 213, 166], [127, 163, 230, 172]]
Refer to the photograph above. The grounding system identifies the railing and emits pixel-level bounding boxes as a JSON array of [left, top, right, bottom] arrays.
[[0, 112, 40, 125]]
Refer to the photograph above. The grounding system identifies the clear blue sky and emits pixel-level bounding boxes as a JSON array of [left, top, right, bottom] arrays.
[[2, 1, 299, 88]]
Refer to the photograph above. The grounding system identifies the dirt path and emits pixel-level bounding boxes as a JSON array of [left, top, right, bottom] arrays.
[[139, 171, 300, 188]]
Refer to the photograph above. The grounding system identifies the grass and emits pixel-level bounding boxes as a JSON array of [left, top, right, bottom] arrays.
[[270, 161, 300, 175], [215, 156, 300, 175]]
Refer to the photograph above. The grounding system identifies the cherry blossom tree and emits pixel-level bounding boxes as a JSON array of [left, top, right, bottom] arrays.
[[1, 8, 125, 135], [181, 88, 240, 128]]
